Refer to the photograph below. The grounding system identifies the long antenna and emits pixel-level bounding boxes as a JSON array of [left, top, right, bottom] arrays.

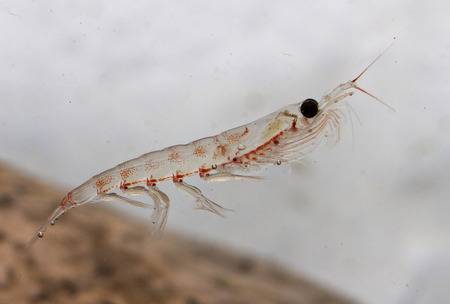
[[352, 40, 395, 83], [353, 85, 396, 112], [351, 39, 396, 112]]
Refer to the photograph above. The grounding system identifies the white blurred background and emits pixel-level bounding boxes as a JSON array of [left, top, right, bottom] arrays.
[[1, 1, 450, 303]]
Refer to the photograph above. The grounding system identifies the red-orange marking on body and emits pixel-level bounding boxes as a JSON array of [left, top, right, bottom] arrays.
[[146, 177, 158, 187], [291, 119, 297, 130], [151, 171, 197, 183], [168, 151, 182, 163], [226, 133, 241, 144], [198, 167, 212, 177], [120, 167, 136, 180], [60, 191, 74, 207], [194, 145, 207, 158], [213, 144, 227, 159], [225, 127, 250, 144], [96, 175, 113, 193], [121, 179, 146, 190], [172, 172, 185, 182], [222, 131, 285, 167]]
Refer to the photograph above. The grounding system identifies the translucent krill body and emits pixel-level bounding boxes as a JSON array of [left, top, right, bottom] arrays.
[[30, 50, 393, 245]]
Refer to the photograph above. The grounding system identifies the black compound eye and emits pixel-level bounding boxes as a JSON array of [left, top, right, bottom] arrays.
[[300, 98, 319, 118]]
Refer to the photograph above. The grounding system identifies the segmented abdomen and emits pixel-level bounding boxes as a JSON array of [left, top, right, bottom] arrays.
[[72, 106, 298, 201]]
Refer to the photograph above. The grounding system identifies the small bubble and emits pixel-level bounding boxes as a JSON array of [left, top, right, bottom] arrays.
[[211, 164, 218, 169], [238, 144, 246, 150], [276, 160, 282, 165], [37, 231, 44, 238]]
